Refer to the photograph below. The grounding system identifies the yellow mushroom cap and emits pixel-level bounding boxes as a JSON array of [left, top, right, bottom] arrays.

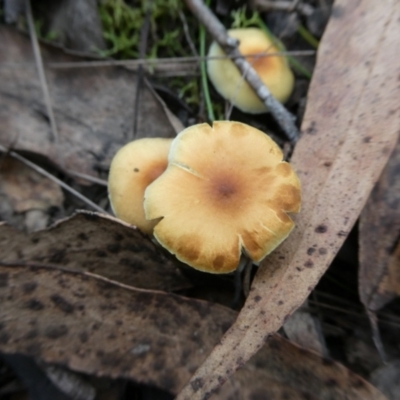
[[108, 138, 173, 234], [207, 28, 294, 114], [144, 121, 301, 274]]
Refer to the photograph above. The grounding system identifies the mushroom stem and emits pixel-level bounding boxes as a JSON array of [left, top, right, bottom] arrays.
[[185, 0, 299, 142]]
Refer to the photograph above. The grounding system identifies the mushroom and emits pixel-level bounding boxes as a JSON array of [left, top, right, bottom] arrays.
[[144, 121, 301, 273], [108, 137, 173, 234], [207, 28, 294, 114]]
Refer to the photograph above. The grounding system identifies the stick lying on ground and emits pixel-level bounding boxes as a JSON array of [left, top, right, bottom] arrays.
[[185, 0, 300, 142]]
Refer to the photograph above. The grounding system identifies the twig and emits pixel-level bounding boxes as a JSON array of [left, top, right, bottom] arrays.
[[42, 51, 316, 69], [199, 0, 215, 122], [185, 0, 300, 142], [179, 10, 199, 57], [253, 0, 314, 16], [0, 260, 169, 295], [25, 0, 60, 145], [0, 144, 108, 214], [131, 0, 153, 139], [179, 8, 207, 118], [68, 170, 108, 187], [367, 309, 387, 362]]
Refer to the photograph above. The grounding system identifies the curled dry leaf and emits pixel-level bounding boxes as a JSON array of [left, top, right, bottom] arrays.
[[177, 0, 400, 398], [0, 211, 189, 292], [0, 264, 385, 399], [359, 136, 400, 311], [0, 26, 177, 176]]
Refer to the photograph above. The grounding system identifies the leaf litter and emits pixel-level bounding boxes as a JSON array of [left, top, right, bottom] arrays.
[[0, 262, 385, 400], [0, 26, 178, 177], [176, 0, 400, 398], [0, 156, 63, 213], [0, 0, 399, 398]]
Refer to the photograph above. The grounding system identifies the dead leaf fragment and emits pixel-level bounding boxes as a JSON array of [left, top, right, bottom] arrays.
[[44, 0, 106, 52], [0, 26, 177, 176], [176, 0, 400, 398], [359, 137, 400, 311], [283, 300, 327, 356], [370, 359, 400, 400], [0, 156, 64, 213], [0, 211, 190, 293]]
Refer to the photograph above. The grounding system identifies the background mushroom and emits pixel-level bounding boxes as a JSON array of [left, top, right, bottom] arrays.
[[108, 138, 172, 234], [207, 28, 294, 114], [144, 121, 301, 273]]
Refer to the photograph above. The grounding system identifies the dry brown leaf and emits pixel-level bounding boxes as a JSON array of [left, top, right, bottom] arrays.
[[0, 211, 189, 292], [229, 335, 385, 400], [0, 156, 64, 212], [371, 359, 400, 400], [0, 263, 234, 394], [359, 137, 400, 311], [0, 264, 385, 399], [177, 1, 400, 398], [0, 26, 177, 176]]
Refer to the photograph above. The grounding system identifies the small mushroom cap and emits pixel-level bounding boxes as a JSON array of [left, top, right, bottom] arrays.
[[144, 121, 301, 274], [108, 138, 173, 234], [207, 28, 294, 114]]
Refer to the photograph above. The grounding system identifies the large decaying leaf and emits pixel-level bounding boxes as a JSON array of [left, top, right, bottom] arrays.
[[0, 264, 233, 394], [236, 335, 385, 400], [176, 0, 400, 398], [0, 26, 177, 176], [359, 137, 400, 311], [0, 264, 385, 399], [0, 211, 189, 292]]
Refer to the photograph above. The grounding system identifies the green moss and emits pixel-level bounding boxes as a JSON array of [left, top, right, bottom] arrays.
[[98, 0, 191, 59], [98, 0, 142, 58], [230, 5, 261, 29]]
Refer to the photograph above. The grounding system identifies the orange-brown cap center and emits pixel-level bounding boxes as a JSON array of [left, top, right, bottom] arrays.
[[215, 181, 237, 199], [206, 171, 247, 214], [241, 43, 281, 76]]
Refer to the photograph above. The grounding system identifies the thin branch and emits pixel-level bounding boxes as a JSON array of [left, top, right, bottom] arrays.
[[25, 0, 60, 145], [38, 51, 315, 69], [132, 0, 153, 140], [252, 0, 314, 16], [67, 170, 108, 187], [367, 309, 387, 362], [0, 144, 108, 214], [179, 10, 199, 57], [185, 0, 300, 142], [199, 0, 215, 122], [0, 261, 167, 295]]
